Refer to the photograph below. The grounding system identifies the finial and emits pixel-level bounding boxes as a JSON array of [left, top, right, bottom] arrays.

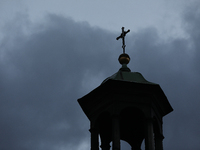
[[118, 53, 130, 65], [116, 27, 130, 54], [116, 27, 131, 65]]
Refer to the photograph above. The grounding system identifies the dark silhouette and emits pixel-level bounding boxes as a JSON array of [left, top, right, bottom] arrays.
[[78, 27, 173, 150]]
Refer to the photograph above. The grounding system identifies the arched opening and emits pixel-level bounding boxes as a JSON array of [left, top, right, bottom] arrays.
[[141, 139, 145, 150], [121, 140, 131, 149]]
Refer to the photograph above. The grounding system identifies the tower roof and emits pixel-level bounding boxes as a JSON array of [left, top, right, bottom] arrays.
[[78, 63, 173, 119], [102, 64, 156, 85]]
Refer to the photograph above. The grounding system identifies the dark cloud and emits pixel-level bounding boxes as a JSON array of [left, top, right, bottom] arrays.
[[0, 2, 200, 149], [127, 3, 200, 149], [0, 14, 116, 150]]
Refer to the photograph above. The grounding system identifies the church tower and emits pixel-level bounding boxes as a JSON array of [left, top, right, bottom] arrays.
[[78, 27, 173, 150]]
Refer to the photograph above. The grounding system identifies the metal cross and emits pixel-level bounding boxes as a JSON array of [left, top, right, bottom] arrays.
[[116, 27, 130, 54]]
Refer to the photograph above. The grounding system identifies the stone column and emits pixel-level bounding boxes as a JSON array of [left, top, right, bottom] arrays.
[[112, 115, 120, 150], [90, 127, 99, 150], [155, 133, 164, 150], [100, 143, 111, 150], [145, 118, 154, 150]]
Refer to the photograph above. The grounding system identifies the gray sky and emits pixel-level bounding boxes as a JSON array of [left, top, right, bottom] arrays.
[[0, 0, 200, 149]]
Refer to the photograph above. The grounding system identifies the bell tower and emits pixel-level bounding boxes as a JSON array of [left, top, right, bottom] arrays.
[[78, 27, 173, 150]]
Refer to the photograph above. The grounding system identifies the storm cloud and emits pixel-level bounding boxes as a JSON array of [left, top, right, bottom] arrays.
[[0, 2, 200, 150]]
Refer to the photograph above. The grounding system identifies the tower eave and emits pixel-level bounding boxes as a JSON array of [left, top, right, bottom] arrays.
[[77, 79, 173, 120]]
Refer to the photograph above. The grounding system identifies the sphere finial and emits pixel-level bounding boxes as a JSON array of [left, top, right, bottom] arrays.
[[118, 53, 130, 64]]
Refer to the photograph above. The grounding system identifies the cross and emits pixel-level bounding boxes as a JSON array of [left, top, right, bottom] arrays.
[[116, 27, 130, 54]]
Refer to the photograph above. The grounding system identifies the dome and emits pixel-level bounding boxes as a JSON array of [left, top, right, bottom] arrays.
[[102, 64, 156, 85]]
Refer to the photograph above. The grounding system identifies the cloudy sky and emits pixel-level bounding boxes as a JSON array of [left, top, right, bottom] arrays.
[[0, 0, 200, 149]]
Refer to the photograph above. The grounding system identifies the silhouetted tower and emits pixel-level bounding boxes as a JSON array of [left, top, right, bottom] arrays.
[[78, 27, 173, 150]]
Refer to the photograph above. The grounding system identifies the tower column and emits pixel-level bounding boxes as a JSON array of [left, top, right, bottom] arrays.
[[112, 115, 120, 150], [90, 126, 99, 150], [100, 143, 111, 150], [145, 118, 154, 150], [155, 133, 164, 150]]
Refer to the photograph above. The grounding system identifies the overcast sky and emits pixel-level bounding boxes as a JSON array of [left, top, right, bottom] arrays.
[[0, 0, 200, 150]]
